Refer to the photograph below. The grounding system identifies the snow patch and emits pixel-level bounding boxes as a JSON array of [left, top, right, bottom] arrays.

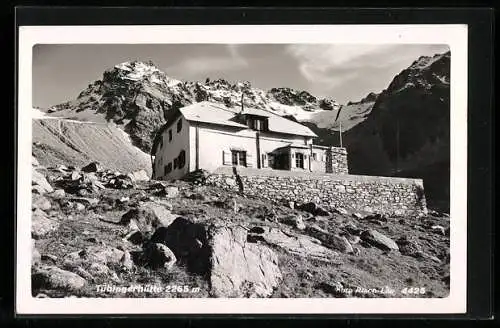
[[32, 107, 48, 119], [266, 102, 319, 120]]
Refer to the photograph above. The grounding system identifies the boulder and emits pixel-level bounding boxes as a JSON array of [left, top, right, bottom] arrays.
[[92, 180, 106, 190], [413, 251, 442, 263], [335, 236, 354, 254], [127, 170, 150, 182], [50, 189, 66, 198], [74, 202, 86, 211], [181, 169, 210, 185], [87, 262, 120, 282], [69, 197, 99, 206], [224, 178, 237, 187], [32, 243, 41, 266], [76, 188, 90, 197], [343, 223, 361, 236], [396, 236, 421, 257], [120, 250, 134, 270], [147, 217, 208, 273], [32, 168, 54, 194], [70, 171, 82, 181], [209, 225, 282, 298], [305, 225, 353, 253], [164, 186, 179, 198], [334, 207, 349, 216], [42, 254, 58, 263], [431, 225, 446, 236], [248, 226, 339, 263], [296, 202, 316, 214], [279, 214, 306, 230], [32, 265, 86, 291], [145, 243, 177, 269], [32, 156, 39, 167], [32, 209, 59, 239], [314, 206, 331, 216], [32, 195, 52, 211], [120, 202, 177, 235], [152, 199, 173, 211], [365, 213, 388, 223], [63, 245, 124, 268], [105, 174, 134, 189], [119, 196, 130, 203], [81, 161, 102, 173], [296, 202, 330, 216], [55, 164, 69, 173], [360, 230, 399, 251], [352, 212, 364, 219], [347, 235, 361, 245], [184, 191, 207, 201], [72, 266, 94, 281]]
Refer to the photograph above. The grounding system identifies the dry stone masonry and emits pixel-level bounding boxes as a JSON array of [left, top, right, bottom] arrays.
[[328, 147, 349, 174], [206, 167, 427, 217]]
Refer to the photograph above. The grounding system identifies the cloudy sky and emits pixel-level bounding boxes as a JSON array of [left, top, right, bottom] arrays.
[[33, 43, 449, 108]]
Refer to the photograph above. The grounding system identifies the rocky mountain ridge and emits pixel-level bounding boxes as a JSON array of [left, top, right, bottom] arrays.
[[46, 60, 341, 153], [343, 50, 451, 210]]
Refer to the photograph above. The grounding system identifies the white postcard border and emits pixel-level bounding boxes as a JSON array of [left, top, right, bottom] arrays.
[[17, 24, 468, 314]]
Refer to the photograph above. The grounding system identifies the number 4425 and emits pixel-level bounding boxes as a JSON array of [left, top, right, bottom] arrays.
[[401, 287, 426, 295]]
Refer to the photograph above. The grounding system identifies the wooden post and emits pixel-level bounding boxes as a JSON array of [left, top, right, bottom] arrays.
[[240, 92, 244, 113], [339, 121, 343, 148], [195, 124, 200, 170], [396, 119, 400, 174], [256, 131, 261, 169]]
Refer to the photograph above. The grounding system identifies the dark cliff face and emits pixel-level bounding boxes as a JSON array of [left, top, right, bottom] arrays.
[[343, 51, 451, 211]]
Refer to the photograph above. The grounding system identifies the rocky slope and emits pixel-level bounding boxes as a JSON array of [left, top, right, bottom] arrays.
[[31, 159, 450, 299], [45, 61, 340, 153], [302, 93, 378, 132], [33, 118, 152, 176]]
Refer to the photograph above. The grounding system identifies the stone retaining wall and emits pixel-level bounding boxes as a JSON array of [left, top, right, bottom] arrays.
[[206, 167, 427, 217]]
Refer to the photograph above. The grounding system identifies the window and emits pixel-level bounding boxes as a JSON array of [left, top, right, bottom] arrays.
[[164, 163, 172, 175], [246, 117, 268, 131], [254, 119, 267, 131], [177, 119, 182, 133], [177, 150, 186, 169], [231, 150, 247, 166], [312, 153, 317, 161], [295, 153, 304, 169], [168, 130, 172, 142]]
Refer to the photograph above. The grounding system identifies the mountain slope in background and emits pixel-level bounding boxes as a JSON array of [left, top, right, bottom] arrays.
[[45, 60, 340, 153], [33, 118, 152, 175], [302, 92, 378, 132], [343, 51, 451, 211]]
